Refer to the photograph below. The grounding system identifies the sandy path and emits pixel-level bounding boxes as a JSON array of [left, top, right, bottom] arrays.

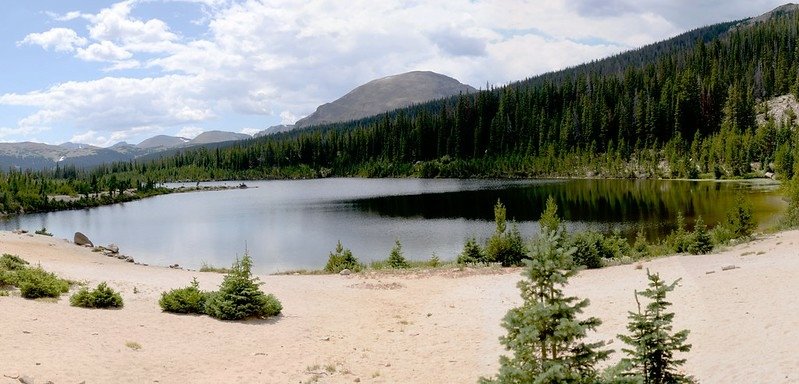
[[1, 230, 798, 383]]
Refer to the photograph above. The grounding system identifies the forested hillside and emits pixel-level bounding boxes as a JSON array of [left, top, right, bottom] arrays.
[[100, 10, 799, 181], [4, 8, 799, 214]]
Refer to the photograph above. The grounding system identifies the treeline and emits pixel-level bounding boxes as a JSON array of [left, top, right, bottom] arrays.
[[83, 12, 799, 183], [0, 168, 168, 215]]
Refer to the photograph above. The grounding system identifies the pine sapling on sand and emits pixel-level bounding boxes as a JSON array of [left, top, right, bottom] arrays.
[[481, 230, 610, 384], [387, 239, 410, 269], [618, 270, 693, 384]]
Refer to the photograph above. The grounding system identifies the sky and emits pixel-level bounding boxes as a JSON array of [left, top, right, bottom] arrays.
[[0, 0, 789, 147]]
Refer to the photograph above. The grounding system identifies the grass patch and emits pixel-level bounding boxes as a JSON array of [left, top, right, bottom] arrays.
[[125, 341, 142, 351], [34, 227, 53, 236], [199, 261, 231, 274]]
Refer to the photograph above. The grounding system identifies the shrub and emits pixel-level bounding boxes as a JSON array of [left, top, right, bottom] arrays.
[[16, 266, 70, 299], [569, 231, 603, 269], [35, 227, 53, 236], [601, 230, 632, 259], [204, 253, 282, 320], [710, 224, 735, 245], [0, 254, 29, 271], [70, 282, 123, 308], [485, 200, 527, 267], [539, 196, 562, 234], [632, 226, 650, 259], [457, 237, 485, 265], [159, 278, 208, 314], [324, 241, 362, 273], [386, 239, 410, 269], [667, 212, 691, 253], [724, 193, 755, 239], [428, 253, 440, 268], [687, 216, 713, 255]]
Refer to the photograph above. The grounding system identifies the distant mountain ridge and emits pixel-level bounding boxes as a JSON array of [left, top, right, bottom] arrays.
[[0, 130, 254, 171]]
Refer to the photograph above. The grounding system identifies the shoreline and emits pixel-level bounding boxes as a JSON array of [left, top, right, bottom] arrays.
[[1, 230, 798, 383]]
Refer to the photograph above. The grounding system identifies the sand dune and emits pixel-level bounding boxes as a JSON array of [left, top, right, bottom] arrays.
[[1, 230, 797, 383]]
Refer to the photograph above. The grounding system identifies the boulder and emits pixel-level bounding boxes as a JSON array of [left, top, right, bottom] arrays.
[[107, 244, 119, 254], [74, 232, 93, 247], [339, 268, 352, 276]]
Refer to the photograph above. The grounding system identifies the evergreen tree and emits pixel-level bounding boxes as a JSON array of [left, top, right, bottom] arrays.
[[539, 195, 563, 235], [724, 193, 755, 239], [387, 239, 410, 269], [618, 270, 693, 384], [204, 252, 282, 320], [486, 200, 528, 266], [324, 240, 362, 273], [687, 216, 713, 254], [481, 231, 610, 384], [458, 236, 485, 265]]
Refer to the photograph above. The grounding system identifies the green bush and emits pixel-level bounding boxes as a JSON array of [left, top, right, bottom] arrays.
[[386, 240, 410, 269], [16, 266, 70, 299], [0, 254, 29, 271], [724, 194, 755, 239], [601, 230, 632, 259], [34, 227, 53, 236], [324, 241, 362, 273], [70, 282, 123, 308], [687, 216, 713, 255], [204, 253, 282, 320], [428, 253, 441, 268], [632, 226, 650, 258], [710, 224, 735, 245], [569, 231, 603, 269], [667, 212, 692, 253], [457, 237, 486, 265], [486, 200, 528, 267], [159, 278, 208, 314]]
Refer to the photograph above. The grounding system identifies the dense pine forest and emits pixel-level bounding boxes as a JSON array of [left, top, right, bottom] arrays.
[[5, 10, 799, 214]]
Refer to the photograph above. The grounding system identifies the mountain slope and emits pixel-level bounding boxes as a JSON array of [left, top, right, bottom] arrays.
[[137, 135, 190, 150], [294, 71, 475, 128], [190, 131, 251, 145], [0, 142, 132, 170]]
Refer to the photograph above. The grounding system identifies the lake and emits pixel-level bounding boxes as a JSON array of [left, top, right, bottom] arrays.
[[0, 178, 785, 273]]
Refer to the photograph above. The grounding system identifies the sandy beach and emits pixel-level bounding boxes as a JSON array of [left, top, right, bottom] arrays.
[[1, 230, 798, 383]]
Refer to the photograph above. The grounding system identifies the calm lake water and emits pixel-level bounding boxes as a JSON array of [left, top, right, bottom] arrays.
[[0, 178, 785, 273]]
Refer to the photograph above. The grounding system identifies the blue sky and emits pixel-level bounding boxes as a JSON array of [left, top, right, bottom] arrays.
[[0, 0, 788, 147]]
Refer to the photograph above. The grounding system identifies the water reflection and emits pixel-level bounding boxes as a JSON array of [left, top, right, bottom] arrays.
[[0, 178, 784, 273]]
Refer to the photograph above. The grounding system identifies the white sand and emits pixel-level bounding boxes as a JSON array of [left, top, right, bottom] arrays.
[[1, 230, 798, 383]]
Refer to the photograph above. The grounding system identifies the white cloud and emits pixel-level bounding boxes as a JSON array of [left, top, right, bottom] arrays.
[[239, 127, 261, 136], [0, 126, 50, 141], [279, 110, 298, 125], [86, 1, 178, 45], [176, 126, 204, 138], [76, 41, 133, 62], [46, 11, 86, 22], [1, 75, 212, 130], [18, 28, 88, 52]]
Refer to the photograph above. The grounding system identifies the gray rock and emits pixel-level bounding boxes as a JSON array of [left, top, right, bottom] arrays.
[[339, 268, 352, 276], [73, 232, 93, 247], [18, 375, 34, 384], [107, 244, 119, 253]]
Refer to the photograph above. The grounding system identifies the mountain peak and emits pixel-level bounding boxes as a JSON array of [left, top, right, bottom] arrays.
[[294, 71, 475, 128], [746, 3, 799, 25]]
